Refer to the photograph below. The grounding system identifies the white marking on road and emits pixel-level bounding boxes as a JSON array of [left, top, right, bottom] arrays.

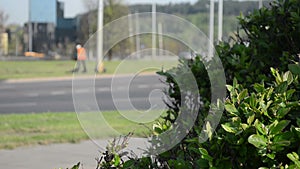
[[116, 86, 127, 91], [0, 86, 14, 90], [50, 91, 67, 96], [0, 102, 37, 108], [75, 89, 92, 94], [138, 85, 149, 89], [25, 93, 39, 97], [97, 87, 110, 92]]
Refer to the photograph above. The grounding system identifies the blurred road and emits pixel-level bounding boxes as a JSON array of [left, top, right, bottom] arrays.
[[0, 74, 167, 114]]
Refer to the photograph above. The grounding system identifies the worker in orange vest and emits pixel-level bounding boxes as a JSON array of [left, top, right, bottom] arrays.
[[73, 44, 87, 73]]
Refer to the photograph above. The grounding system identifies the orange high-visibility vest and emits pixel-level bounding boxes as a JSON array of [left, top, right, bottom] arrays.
[[77, 47, 87, 60]]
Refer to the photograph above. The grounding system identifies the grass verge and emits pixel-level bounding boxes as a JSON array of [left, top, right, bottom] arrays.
[[0, 111, 155, 149], [0, 60, 178, 80]]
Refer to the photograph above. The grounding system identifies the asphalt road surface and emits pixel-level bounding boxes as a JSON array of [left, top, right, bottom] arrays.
[[0, 74, 168, 114]]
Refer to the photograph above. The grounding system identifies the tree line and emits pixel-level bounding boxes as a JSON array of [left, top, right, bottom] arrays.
[[129, 0, 270, 16]]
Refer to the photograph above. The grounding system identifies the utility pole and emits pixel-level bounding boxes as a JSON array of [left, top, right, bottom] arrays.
[[128, 13, 134, 56], [135, 12, 141, 59], [208, 0, 214, 57], [97, 0, 104, 72], [28, 0, 32, 52], [259, 0, 263, 8], [16, 36, 19, 56], [88, 13, 93, 60], [152, 2, 156, 58], [158, 22, 163, 56], [218, 0, 223, 43]]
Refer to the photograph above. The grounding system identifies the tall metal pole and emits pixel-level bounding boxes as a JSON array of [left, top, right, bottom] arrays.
[[218, 0, 223, 43], [28, 0, 33, 52], [158, 22, 163, 56], [128, 13, 134, 56], [88, 13, 93, 60], [16, 36, 19, 56], [152, 2, 156, 58], [259, 0, 263, 8], [209, 0, 214, 57], [97, 0, 104, 71], [135, 12, 141, 59]]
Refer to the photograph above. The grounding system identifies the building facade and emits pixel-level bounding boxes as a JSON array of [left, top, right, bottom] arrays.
[[24, 0, 78, 57]]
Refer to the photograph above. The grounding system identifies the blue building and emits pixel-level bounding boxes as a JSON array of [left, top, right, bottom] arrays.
[[25, 0, 78, 56]]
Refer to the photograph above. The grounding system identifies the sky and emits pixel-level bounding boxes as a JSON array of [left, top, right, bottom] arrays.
[[0, 0, 198, 25]]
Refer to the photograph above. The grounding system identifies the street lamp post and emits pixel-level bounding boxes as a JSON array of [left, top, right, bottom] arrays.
[[152, 2, 156, 58], [97, 0, 104, 72], [135, 12, 141, 59], [218, 0, 223, 42], [208, 0, 214, 57], [28, 0, 33, 52], [259, 0, 263, 8]]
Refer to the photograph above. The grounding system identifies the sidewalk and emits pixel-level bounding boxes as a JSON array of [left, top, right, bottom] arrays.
[[0, 138, 145, 169], [0, 140, 102, 169]]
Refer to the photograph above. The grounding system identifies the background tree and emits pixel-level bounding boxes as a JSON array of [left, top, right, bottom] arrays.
[[80, 0, 129, 60]]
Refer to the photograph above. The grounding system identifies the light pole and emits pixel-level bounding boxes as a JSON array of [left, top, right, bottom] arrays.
[[259, 0, 263, 8], [208, 0, 214, 58], [218, 0, 223, 42], [28, 0, 32, 52], [97, 0, 104, 72], [158, 22, 163, 56], [152, 2, 156, 58], [135, 12, 141, 59]]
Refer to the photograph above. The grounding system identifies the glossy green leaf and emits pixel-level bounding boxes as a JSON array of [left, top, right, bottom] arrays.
[[270, 140, 290, 151], [221, 123, 237, 133], [114, 154, 121, 166], [287, 152, 300, 167], [199, 148, 209, 156], [247, 114, 255, 125], [249, 93, 257, 108], [269, 120, 290, 135], [225, 104, 239, 116], [254, 120, 267, 135], [283, 71, 294, 85], [254, 83, 265, 93], [276, 107, 291, 119], [273, 132, 293, 143], [288, 64, 300, 76], [199, 148, 213, 162], [123, 160, 135, 168], [275, 81, 288, 93], [205, 122, 213, 140], [233, 78, 238, 89], [286, 89, 296, 100], [226, 85, 233, 92], [267, 153, 275, 159], [238, 89, 248, 103], [248, 134, 267, 148]]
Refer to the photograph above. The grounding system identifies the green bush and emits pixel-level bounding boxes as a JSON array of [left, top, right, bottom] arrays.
[[217, 0, 300, 86], [151, 63, 299, 169], [69, 0, 300, 168], [204, 69, 300, 168]]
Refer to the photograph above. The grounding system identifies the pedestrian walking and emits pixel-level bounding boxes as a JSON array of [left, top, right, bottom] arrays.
[[73, 44, 87, 73]]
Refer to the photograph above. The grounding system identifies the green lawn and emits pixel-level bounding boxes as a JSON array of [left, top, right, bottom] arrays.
[[0, 60, 172, 149], [0, 111, 157, 149], [0, 60, 178, 80]]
